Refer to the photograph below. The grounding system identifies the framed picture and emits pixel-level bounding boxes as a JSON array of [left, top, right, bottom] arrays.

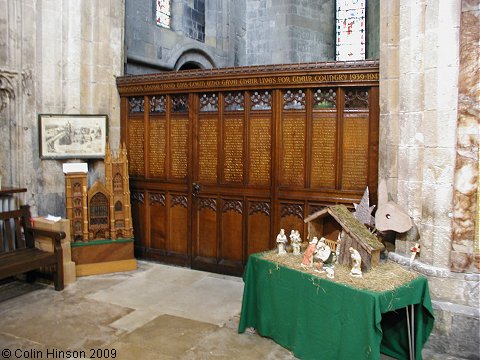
[[39, 114, 108, 159]]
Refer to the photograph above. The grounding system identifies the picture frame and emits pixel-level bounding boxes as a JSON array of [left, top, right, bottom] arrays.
[[38, 114, 108, 159]]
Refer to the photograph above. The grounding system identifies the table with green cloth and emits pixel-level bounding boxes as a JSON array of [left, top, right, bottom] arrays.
[[238, 253, 435, 360]]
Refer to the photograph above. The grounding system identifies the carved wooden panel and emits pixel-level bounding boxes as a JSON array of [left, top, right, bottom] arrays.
[[149, 117, 166, 177], [341, 115, 369, 190], [131, 191, 147, 250], [168, 193, 188, 254], [127, 119, 145, 176], [150, 95, 166, 113], [223, 117, 244, 183], [171, 94, 189, 112], [314, 88, 336, 108], [311, 114, 337, 188], [249, 117, 271, 185], [279, 203, 305, 242], [224, 92, 245, 111], [247, 201, 271, 255], [196, 198, 217, 259], [170, 117, 189, 179], [345, 88, 369, 109], [281, 115, 305, 186], [200, 93, 218, 112], [251, 91, 272, 111], [221, 199, 243, 262], [128, 97, 144, 113], [198, 117, 218, 183], [283, 89, 306, 110], [149, 192, 166, 206], [150, 193, 166, 250]]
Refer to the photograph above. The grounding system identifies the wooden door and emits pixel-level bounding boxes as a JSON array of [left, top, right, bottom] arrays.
[[192, 91, 274, 275]]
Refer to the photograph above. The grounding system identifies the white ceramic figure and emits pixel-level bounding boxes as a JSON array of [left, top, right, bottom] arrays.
[[290, 230, 302, 255], [349, 247, 363, 277], [301, 237, 318, 268], [314, 237, 331, 262], [325, 267, 335, 279], [276, 229, 288, 255]]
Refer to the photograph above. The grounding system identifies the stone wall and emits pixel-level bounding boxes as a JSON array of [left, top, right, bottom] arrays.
[[125, 0, 232, 73], [0, 0, 124, 218], [380, 0, 479, 358], [125, 0, 380, 72], [245, 0, 336, 64]]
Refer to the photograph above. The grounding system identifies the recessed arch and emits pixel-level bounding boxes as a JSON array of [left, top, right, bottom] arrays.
[[173, 49, 215, 70]]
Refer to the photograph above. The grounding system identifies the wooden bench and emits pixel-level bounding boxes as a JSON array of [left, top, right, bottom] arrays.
[[0, 205, 65, 290]]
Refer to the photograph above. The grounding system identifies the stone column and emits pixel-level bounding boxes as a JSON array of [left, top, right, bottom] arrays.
[[450, 0, 479, 273], [380, 0, 460, 269]]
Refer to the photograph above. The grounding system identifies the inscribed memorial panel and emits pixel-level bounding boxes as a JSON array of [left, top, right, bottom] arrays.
[[223, 117, 244, 183], [127, 118, 145, 176], [311, 115, 337, 188], [249, 117, 271, 185], [170, 117, 189, 179], [149, 117, 166, 178], [281, 116, 305, 187], [342, 115, 369, 190], [199, 117, 218, 183]]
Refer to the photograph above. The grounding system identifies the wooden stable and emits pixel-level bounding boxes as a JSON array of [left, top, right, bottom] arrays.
[[304, 204, 384, 271], [116, 61, 379, 276]]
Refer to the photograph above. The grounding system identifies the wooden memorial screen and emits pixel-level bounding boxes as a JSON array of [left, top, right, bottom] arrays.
[[116, 61, 379, 276]]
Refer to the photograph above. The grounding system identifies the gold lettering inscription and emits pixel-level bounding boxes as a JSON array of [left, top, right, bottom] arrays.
[[223, 117, 244, 182], [119, 73, 379, 93], [249, 117, 271, 185], [311, 116, 336, 188], [342, 116, 369, 190], [282, 116, 305, 186], [149, 118, 166, 177], [170, 118, 188, 178], [127, 119, 145, 176], [199, 118, 218, 183]]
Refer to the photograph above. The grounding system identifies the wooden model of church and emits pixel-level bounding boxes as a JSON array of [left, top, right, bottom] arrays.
[[65, 143, 133, 242]]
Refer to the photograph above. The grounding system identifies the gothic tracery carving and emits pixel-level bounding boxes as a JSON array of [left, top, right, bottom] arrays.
[[199, 198, 217, 212], [0, 72, 16, 113], [249, 202, 270, 216], [223, 199, 243, 214], [281, 203, 304, 219], [149, 192, 166, 206]]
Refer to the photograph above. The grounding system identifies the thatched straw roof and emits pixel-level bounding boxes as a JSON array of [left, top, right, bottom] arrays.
[[304, 204, 384, 252]]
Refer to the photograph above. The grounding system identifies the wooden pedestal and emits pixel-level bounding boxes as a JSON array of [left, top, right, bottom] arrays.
[[71, 238, 136, 276]]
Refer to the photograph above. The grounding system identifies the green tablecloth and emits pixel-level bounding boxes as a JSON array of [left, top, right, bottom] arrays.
[[238, 253, 434, 360]]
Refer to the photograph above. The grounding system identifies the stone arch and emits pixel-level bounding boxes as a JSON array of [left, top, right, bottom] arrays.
[[173, 49, 215, 70]]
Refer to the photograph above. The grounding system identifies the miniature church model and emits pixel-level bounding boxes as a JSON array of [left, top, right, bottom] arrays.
[[65, 143, 133, 241]]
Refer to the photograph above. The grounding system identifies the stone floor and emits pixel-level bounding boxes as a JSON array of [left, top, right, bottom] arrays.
[[0, 261, 465, 360]]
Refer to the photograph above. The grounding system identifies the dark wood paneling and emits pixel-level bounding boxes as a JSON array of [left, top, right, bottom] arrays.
[[118, 62, 379, 276], [247, 201, 271, 255]]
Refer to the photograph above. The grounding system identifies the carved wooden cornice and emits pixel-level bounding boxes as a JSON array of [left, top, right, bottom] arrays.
[[116, 60, 380, 95]]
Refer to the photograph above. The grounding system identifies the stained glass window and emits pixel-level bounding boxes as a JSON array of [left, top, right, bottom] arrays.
[[336, 0, 366, 61], [156, 0, 171, 29]]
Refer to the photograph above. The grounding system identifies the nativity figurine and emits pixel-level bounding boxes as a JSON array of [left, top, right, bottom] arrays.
[[314, 237, 332, 263], [276, 228, 288, 255], [290, 230, 302, 255], [349, 247, 363, 277], [301, 236, 318, 268]]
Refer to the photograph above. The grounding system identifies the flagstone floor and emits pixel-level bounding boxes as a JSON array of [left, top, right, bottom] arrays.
[[0, 261, 460, 360]]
